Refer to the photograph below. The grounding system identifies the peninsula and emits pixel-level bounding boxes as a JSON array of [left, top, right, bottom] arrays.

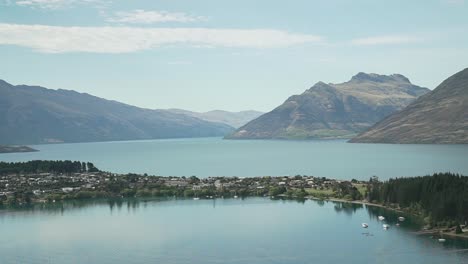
[[0, 145, 38, 154]]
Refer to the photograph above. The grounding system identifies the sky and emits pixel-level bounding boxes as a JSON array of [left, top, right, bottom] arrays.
[[0, 0, 467, 112]]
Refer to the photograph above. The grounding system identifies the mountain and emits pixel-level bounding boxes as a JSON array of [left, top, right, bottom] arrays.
[[166, 109, 264, 128], [350, 68, 468, 144], [226, 73, 429, 140], [0, 79, 234, 145]]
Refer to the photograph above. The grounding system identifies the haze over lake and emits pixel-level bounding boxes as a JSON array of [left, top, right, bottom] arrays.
[[1, 138, 467, 179]]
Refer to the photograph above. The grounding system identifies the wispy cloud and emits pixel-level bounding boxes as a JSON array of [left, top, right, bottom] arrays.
[[351, 35, 422, 46], [0, 23, 323, 53], [107, 9, 207, 24], [11, 0, 108, 9]]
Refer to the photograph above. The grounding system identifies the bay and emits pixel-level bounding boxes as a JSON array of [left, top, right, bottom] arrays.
[[0, 198, 467, 264]]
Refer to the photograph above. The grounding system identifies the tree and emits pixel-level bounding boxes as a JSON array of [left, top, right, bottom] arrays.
[[269, 186, 286, 196], [87, 162, 99, 172]]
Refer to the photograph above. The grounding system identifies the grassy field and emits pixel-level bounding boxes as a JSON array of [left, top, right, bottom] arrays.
[[278, 128, 358, 140], [305, 188, 335, 198], [305, 184, 367, 200]]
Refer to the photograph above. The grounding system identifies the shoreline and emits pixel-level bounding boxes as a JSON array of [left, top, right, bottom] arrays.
[[308, 196, 468, 240], [2, 194, 467, 240], [0, 145, 38, 154], [0, 161, 466, 241], [311, 197, 405, 213]]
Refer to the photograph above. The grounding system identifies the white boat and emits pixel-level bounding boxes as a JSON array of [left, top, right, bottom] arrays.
[[383, 224, 390, 229], [396, 223, 400, 227], [233, 195, 238, 199], [362, 223, 369, 228], [378, 216, 385, 221], [398, 216, 405, 222], [438, 238, 446, 243], [193, 197, 200, 200]]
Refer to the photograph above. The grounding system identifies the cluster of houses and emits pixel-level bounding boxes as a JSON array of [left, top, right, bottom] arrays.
[[0, 172, 102, 198], [162, 175, 344, 192], [0, 170, 354, 200]]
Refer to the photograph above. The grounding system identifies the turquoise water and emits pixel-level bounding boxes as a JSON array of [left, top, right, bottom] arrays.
[[1, 138, 467, 179], [0, 198, 467, 264]]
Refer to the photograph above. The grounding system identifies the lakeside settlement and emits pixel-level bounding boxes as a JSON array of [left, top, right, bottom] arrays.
[[0, 160, 466, 239], [0, 166, 365, 203]]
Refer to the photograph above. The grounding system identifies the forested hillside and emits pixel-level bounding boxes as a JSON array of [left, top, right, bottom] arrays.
[[368, 173, 468, 224]]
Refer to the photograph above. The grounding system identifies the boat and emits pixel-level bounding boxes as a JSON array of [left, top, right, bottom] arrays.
[[193, 197, 200, 200], [233, 195, 238, 199], [383, 224, 390, 229], [396, 223, 400, 227], [362, 223, 369, 228], [438, 238, 446, 243], [378, 216, 385, 221], [398, 216, 405, 222]]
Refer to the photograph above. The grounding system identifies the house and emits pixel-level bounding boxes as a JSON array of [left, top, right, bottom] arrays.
[[62, 187, 75, 193]]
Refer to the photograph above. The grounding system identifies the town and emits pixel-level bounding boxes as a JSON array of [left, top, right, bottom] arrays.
[[0, 160, 365, 205]]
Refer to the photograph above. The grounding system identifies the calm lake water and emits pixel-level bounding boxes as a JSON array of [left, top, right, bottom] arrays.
[[0, 198, 467, 264], [1, 137, 467, 179]]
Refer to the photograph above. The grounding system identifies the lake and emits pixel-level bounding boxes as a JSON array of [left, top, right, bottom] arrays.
[[0, 198, 467, 264], [1, 138, 467, 180]]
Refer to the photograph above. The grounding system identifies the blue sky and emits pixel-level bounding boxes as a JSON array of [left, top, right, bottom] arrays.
[[0, 0, 467, 112]]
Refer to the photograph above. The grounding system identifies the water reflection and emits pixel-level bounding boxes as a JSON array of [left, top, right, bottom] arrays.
[[333, 201, 363, 215], [0, 197, 467, 263], [1, 197, 468, 251]]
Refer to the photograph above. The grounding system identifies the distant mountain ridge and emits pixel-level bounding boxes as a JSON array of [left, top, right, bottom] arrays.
[[0, 79, 234, 145], [226, 73, 429, 139], [166, 109, 264, 128], [350, 68, 468, 144]]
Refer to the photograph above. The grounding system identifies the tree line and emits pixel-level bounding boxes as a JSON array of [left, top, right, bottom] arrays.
[[0, 160, 99, 175], [367, 173, 468, 225]]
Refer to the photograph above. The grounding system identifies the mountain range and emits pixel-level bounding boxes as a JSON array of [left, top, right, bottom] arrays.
[[226, 73, 429, 139], [0, 79, 234, 145], [350, 68, 468, 144], [3, 69, 465, 146], [166, 109, 264, 128]]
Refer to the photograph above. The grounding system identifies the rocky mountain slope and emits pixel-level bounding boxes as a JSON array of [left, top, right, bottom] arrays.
[[226, 73, 429, 139], [350, 68, 468, 144], [0, 79, 234, 145]]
